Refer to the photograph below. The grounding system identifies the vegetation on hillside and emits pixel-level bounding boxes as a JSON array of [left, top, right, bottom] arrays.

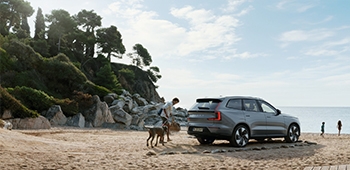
[[0, 0, 162, 118]]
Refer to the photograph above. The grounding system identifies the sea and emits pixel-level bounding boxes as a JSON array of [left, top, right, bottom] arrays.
[[279, 107, 350, 134]]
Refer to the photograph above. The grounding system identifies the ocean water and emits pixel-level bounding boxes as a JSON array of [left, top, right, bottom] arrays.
[[279, 107, 350, 134]]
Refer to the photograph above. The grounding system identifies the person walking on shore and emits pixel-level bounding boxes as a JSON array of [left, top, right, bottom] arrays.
[[337, 120, 342, 136], [160, 97, 180, 142], [320, 122, 325, 137]]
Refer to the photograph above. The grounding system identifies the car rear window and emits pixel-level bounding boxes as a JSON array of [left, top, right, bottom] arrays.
[[190, 98, 222, 110]]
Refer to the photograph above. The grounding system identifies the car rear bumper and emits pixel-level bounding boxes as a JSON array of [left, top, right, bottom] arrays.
[[187, 126, 232, 139]]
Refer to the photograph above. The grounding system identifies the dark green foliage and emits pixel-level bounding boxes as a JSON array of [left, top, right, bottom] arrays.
[[39, 53, 88, 97], [0, 0, 34, 36], [3, 39, 43, 71], [30, 38, 50, 57], [147, 66, 162, 83], [96, 25, 126, 61], [83, 81, 111, 98], [0, 47, 15, 73], [74, 9, 101, 59], [95, 63, 122, 93], [46, 9, 77, 56], [118, 68, 135, 82], [129, 44, 152, 68], [6, 86, 79, 117], [6, 86, 56, 113], [0, 85, 39, 118], [34, 8, 45, 40]]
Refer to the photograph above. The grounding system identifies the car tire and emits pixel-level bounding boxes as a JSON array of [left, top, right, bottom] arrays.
[[230, 125, 249, 147], [197, 137, 215, 145], [285, 124, 300, 143]]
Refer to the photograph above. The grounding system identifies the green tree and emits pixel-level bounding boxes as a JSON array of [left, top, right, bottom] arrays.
[[34, 7, 45, 40], [0, 0, 34, 35], [128, 43, 152, 68], [46, 9, 77, 56], [96, 25, 125, 61], [147, 66, 162, 83], [74, 10, 102, 59], [95, 63, 121, 92]]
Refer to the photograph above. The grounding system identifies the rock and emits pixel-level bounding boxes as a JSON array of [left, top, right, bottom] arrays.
[[45, 105, 67, 126], [83, 95, 115, 127], [2, 110, 13, 119], [0, 119, 12, 130], [104, 95, 115, 106], [132, 94, 148, 106], [110, 106, 132, 126], [66, 113, 85, 128], [146, 151, 157, 156], [9, 116, 51, 129]]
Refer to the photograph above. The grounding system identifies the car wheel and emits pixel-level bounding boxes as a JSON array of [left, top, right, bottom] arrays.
[[285, 124, 300, 143], [197, 137, 215, 145], [230, 125, 249, 147]]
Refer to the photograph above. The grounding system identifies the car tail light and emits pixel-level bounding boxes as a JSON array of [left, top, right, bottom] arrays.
[[208, 102, 221, 121], [208, 111, 221, 121]]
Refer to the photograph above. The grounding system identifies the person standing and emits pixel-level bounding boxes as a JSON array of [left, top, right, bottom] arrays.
[[337, 120, 342, 136], [320, 122, 325, 137], [160, 97, 180, 142]]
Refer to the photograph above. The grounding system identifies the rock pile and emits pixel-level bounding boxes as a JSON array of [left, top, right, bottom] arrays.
[[2, 90, 188, 130]]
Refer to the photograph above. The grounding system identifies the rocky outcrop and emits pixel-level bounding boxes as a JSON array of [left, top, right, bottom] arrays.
[[4, 90, 188, 130]]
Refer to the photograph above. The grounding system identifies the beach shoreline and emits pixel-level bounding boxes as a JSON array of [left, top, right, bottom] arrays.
[[1, 127, 349, 170]]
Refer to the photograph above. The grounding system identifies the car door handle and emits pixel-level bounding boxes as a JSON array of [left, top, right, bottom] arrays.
[[246, 115, 250, 117]]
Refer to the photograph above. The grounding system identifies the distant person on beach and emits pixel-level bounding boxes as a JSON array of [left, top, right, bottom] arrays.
[[320, 122, 325, 137], [337, 120, 342, 136], [160, 97, 180, 142]]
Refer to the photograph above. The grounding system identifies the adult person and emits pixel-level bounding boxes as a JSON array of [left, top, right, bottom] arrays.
[[160, 97, 180, 142], [337, 120, 342, 136]]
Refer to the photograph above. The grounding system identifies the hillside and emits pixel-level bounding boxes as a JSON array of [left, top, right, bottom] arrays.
[[0, 39, 161, 118]]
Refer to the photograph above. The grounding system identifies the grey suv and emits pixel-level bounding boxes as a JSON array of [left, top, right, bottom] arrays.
[[187, 96, 300, 147]]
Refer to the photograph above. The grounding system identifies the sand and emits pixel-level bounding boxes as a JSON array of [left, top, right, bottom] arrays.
[[0, 127, 349, 170]]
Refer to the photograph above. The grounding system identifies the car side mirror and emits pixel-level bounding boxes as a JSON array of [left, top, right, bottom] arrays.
[[276, 109, 281, 115]]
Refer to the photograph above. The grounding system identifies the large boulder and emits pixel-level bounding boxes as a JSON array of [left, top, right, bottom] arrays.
[[83, 95, 115, 127], [44, 105, 67, 126], [66, 113, 85, 128], [9, 116, 51, 129], [110, 105, 132, 126], [1, 110, 13, 119]]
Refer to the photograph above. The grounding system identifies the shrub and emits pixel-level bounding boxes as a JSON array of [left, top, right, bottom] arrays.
[[6, 86, 55, 113], [0, 85, 39, 118]]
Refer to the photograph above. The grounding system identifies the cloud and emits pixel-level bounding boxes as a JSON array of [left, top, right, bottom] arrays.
[[304, 38, 350, 56], [224, 0, 248, 12], [276, 0, 316, 13], [279, 29, 334, 42]]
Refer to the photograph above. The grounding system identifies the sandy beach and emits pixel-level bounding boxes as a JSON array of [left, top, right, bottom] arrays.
[[0, 127, 349, 170]]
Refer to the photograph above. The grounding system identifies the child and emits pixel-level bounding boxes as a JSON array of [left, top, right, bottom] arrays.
[[320, 122, 325, 137]]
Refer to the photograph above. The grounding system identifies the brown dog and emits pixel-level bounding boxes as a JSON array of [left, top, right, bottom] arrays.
[[146, 126, 167, 148]]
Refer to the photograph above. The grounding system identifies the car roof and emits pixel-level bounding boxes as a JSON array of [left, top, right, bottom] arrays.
[[196, 96, 264, 101]]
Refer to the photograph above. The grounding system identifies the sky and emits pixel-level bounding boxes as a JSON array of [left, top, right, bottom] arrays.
[[26, 0, 350, 109]]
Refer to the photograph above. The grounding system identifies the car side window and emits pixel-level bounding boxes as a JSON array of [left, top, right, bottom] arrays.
[[260, 101, 276, 114], [226, 99, 242, 110], [243, 99, 259, 112]]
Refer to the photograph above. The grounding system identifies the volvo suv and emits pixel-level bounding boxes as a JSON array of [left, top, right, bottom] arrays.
[[187, 96, 300, 147]]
